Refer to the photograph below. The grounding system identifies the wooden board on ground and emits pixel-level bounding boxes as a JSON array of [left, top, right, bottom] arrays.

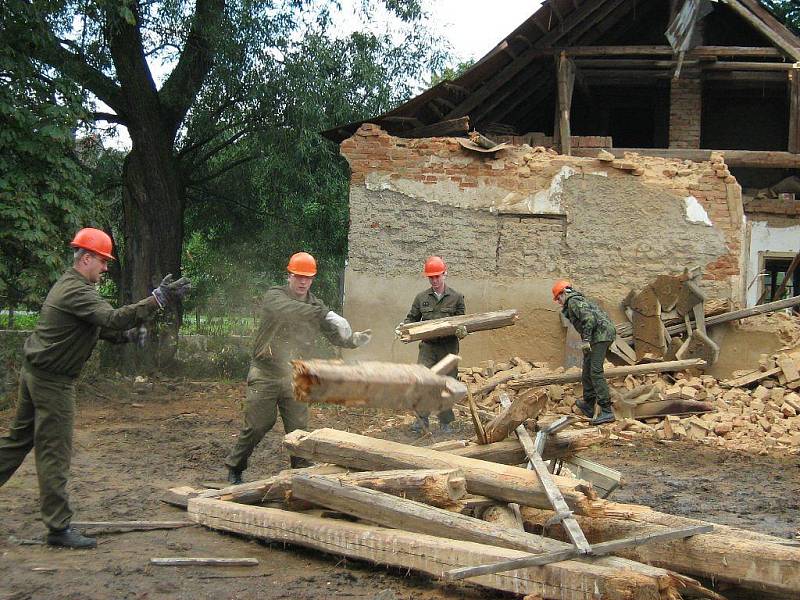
[[150, 557, 259, 567], [720, 365, 781, 388], [188, 497, 714, 600], [483, 389, 547, 444], [292, 360, 466, 412], [396, 309, 518, 343]]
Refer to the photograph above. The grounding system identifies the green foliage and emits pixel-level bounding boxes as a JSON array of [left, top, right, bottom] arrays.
[[761, 1, 800, 34], [429, 59, 475, 87], [0, 38, 96, 309]]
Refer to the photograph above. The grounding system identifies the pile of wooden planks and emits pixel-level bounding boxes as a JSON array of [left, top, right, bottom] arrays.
[[171, 420, 800, 598]]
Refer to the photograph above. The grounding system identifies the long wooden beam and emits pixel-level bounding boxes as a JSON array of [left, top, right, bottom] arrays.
[[521, 506, 800, 597], [283, 428, 611, 516], [560, 45, 783, 57], [571, 147, 800, 168], [508, 359, 706, 390], [188, 498, 713, 599], [790, 68, 800, 154], [722, 0, 800, 62]]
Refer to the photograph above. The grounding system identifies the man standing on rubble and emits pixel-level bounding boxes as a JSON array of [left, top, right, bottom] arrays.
[[0, 228, 191, 549], [225, 252, 371, 484], [553, 280, 616, 425], [400, 256, 466, 434]]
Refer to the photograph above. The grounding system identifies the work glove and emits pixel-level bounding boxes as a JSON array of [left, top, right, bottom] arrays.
[[580, 340, 592, 354], [124, 325, 148, 348], [152, 274, 192, 308], [351, 329, 372, 347], [394, 321, 406, 337], [454, 325, 468, 340], [325, 311, 352, 340]]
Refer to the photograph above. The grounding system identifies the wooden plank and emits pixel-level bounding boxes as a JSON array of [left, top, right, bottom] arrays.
[[555, 52, 576, 155], [71, 520, 192, 531], [429, 353, 460, 376], [396, 309, 518, 342], [189, 498, 710, 600], [572, 147, 800, 168], [150, 557, 259, 567], [520, 506, 800, 597], [283, 428, 610, 517], [161, 486, 204, 508], [790, 67, 800, 153], [292, 359, 466, 412], [508, 359, 706, 390], [720, 365, 781, 388], [444, 525, 713, 581]]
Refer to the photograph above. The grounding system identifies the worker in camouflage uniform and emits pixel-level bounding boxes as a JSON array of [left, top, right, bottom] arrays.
[[225, 252, 371, 484], [553, 280, 617, 425], [400, 256, 466, 434], [0, 228, 191, 549]]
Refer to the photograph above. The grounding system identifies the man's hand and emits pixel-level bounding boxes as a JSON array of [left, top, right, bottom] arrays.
[[454, 325, 468, 340], [394, 321, 406, 337], [352, 329, 372, 347], [580, 340, 592, 354], [325, 311, 352, 340], [152, 274, 192, 308], [124, 325, 148, 348]]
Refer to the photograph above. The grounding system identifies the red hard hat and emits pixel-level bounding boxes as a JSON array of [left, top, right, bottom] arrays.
[[423, 256, 446, 277], [287, 252, 317, 276], [70, 228, 115, 260], [552, 279, 572, 301]]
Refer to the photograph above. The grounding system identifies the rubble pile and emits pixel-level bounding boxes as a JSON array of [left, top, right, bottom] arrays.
[[459, 349, 800, 455]]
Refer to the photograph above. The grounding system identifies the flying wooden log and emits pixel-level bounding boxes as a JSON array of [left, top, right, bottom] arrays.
[[189, 497, 713, 599], [292, 359, 466, 412], [284, 428, 623, 517], [508, 359, 706, 390], [520, 507, 800, 597], [396, 309, 518, 343]]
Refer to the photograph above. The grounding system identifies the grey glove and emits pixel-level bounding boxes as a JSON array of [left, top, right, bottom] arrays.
[[394, 321, 405, 337], [454, 325, 468, 340], [124, 325, 148, 348], [351, 329, 372, 347], [152, 274, 192, 308], [325, 311, 352, 340], [580, 341, 591, 354]]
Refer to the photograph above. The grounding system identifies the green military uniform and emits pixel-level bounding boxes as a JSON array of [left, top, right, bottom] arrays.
[[0, 268, 157, 531], [561, 290, 617, 413], [225, 285, 356, 473], [404, 286, 466, 425]]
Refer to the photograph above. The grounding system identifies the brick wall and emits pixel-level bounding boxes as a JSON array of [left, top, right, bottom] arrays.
[[669, 71, 702, 149]]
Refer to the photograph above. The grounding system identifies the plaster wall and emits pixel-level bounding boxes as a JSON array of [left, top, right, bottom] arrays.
[[341, 125, 744, 365], [745, 218, 800, 306]]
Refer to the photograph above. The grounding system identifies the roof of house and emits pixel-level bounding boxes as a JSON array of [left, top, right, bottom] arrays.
[[323, 0, 800, 142]]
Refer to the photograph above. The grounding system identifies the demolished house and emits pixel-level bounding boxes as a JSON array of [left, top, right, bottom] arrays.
[[329, 0, 800, 368]]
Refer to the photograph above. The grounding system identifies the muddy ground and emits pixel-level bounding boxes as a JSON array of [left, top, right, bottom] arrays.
[[1, 377, 798, 600]]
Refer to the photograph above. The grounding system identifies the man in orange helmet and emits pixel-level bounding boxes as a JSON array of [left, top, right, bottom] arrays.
[[225, 252, 371, 484], [553, 280, 617, 426], [0, 228, 191, 549], [400, 256, 466, 434]]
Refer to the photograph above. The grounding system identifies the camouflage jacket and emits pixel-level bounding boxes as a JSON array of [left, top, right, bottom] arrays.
[[561, 290, 616, 344]]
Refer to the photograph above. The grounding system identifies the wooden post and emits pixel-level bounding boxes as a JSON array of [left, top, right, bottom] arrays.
[[555, 52, 576, 155], [790, 68, 800, 154]]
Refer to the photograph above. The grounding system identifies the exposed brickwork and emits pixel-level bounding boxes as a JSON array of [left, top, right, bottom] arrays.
[[341, 124, 743, 290], [669, 72, 702, 149]]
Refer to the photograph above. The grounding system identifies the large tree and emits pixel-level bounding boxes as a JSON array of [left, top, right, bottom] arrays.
[[1, 0, 436, 308]]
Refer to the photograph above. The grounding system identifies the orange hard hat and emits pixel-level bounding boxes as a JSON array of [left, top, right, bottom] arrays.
[[423, 256, 446, 277], [70, 228, 115, 260], [552, 279, 572, 301], [287, 252, 317, 276]]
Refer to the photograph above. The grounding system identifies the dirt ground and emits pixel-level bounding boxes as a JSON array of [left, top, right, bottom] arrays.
[[1, 377, 798, 600]]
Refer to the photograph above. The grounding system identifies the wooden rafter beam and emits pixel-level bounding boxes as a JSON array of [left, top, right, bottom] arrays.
[[571, 147, 800, 168], [723, 0, 800, 62], [443, 0, 615, 120]]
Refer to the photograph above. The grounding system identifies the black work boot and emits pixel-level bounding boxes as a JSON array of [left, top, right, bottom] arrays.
[[227, 468, 243, 485], [591, 405, 616, 426], [47, 527, 97, 549], [290, 456, 313, 469], [575, 399, 595, 419]]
